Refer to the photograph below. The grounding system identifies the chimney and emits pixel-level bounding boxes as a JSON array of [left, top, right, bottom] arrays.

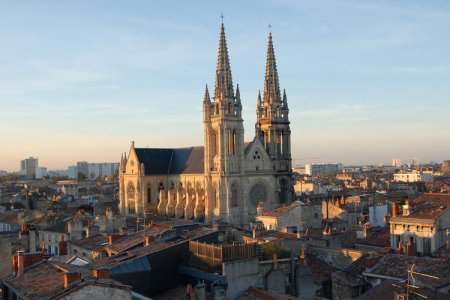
[[93, 268, 110, 280], [64, 272, 81, 288], [145, 235, 155, 246], [17, 251, 24, 277], [273, 253, 278, 271], [296, 231, 301, 239], [21, 223, 27, 232], [257, 202, 264, 216], [59, 234, 67, 256], [186, 284, 195, 300], [300, 247, 307, 266], [397, 241, 404, 255], [391, 202, 398, 217], [108, 234, 125, 245], [363, 223, 371, 239], [194, 281, 206, 300], [406, 237, 417, 256], [252, 228, 257, 240]]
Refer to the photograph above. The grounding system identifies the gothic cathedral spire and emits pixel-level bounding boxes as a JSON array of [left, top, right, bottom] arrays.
[[255, 30, 292, 204], [263, 32, 281, 105], [204, 21, 245, 223], [214, 22, 234, 102]]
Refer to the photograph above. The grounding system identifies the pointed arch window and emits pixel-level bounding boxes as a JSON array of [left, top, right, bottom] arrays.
[[147, 184, 152, 203], [230, 183, 238, 208]]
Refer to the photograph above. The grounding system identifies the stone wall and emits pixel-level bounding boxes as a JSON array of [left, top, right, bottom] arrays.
[[222, 258, 260, 299]]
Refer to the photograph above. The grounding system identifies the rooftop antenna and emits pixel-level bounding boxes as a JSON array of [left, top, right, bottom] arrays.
[[406, 263, 440, 299]]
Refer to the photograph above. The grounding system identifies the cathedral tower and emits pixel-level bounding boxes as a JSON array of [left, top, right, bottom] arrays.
[[255, 31, 292, 203], [203, 22, 245, 223]]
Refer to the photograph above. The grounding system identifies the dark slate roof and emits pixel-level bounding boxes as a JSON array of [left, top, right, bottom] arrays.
[[134, 147, 204, 175]]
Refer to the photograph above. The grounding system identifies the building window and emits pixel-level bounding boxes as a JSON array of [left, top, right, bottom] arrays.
[[147, 185, 152, 203], [127, 181, 136, 200], [128, 201, 136, 214], [314, 213, 318, 219], [230, 183, 238, 208]]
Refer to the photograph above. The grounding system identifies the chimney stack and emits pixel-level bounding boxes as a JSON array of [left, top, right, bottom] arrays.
[[17, 251, 24, 277], [64, 272, 81, 288], [108, 234, 125, 245], [93, 268, 110, 280], [300, 247, 307, 266], [397, 241, 404, 255], [194, 281, 206, 300], [59, 234, 67, 256], [391, 202, 398, 217], [186, 284, 195, 300], [145, 235, 155, 246], [406, 237, 417, 256], [257, 202, 264, 216]]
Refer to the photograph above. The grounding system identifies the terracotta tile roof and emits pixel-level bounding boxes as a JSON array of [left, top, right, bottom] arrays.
[[355, 227, 391, 248], [359, 279, 450, 300], [68, 234, 109, 252], [391, 193, 450, 223], [106, 225, 173, 253], [236, 287, 293, 300], [259, 202, 300, 218], [307, 255, 336, 284], [3, 260, 126, 299], [367, 254, 450, 289], [256, 230, 298, 241]]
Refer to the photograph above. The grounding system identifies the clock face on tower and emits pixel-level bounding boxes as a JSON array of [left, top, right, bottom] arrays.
[[130, 160, 134, 167], [249, 183, 267, 206]]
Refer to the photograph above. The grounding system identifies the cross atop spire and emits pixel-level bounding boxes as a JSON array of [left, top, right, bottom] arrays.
[[263, 30, 281, 105], [220, 14, 224, 24], [214, 21, 234, 102]]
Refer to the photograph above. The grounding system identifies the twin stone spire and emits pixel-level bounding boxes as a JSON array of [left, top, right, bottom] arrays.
[[204, 22, 287, 112]]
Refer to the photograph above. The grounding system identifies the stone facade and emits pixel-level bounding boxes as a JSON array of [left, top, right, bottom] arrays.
[[119, 23, 293, 226]]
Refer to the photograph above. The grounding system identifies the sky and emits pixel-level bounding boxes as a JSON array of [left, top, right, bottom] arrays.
[[0, 0, 449, 171]]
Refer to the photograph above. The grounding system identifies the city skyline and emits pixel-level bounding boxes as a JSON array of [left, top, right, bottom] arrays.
[[1, 1, 450, 171]]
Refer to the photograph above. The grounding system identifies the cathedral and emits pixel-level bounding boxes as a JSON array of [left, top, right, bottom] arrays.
[[119, 22, 293, 226]]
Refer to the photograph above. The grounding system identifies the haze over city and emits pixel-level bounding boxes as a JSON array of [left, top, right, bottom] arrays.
[[1, 0, 450, 171]]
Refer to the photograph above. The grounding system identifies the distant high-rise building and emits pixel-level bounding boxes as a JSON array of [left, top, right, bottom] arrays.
[[412, 157, 420, 167], [77, 161, 118, 180], [76, 161, 89, 179], [36, 167, 47, 179], [304, 163, 343, 176], [68, 166, 78, 179], [19, 157, 38, 179], [392, 158, 402, 168]]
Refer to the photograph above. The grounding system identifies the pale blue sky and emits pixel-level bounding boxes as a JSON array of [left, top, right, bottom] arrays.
[[0, 0, 449, 171]]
